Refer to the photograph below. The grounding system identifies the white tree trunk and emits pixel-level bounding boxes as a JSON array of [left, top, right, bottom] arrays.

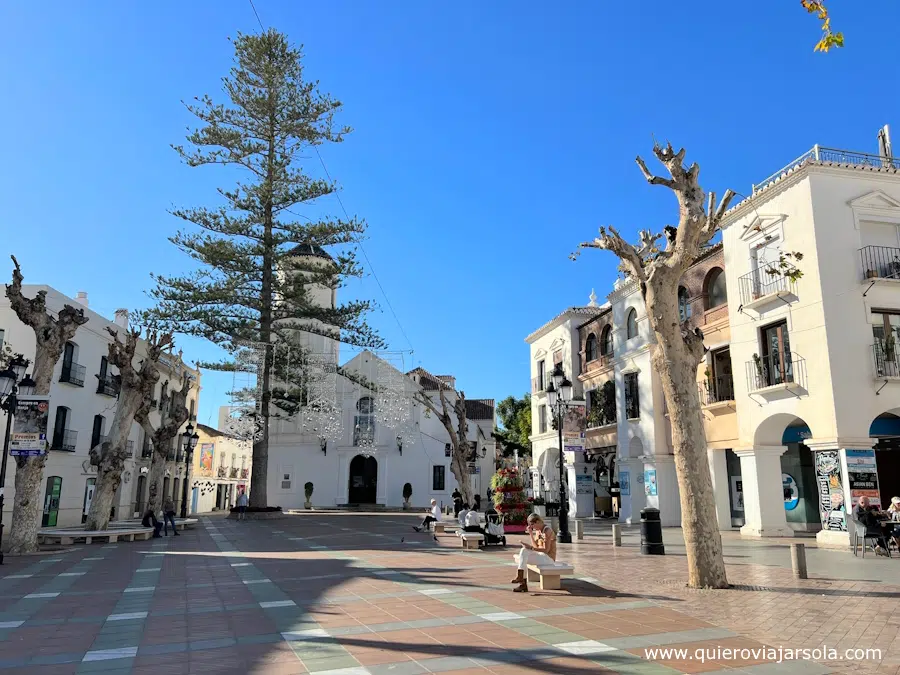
[[85, 385, 143, 530]]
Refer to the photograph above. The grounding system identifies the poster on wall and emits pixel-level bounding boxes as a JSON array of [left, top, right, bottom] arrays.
[[575, 473, 593, 495], [644, 469, 658, 496], [562, 404, 587, 452], [730, 476, 744, 512], [620, 469, 630, 496], [10, 397, 50, 456], [845, 449, 881, 508], [815, 450, 846, 531], [782, 473, 799, 511], [198, 443, 215, 477]]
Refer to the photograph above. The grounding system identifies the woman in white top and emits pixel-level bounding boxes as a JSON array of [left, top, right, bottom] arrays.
[[512, 513, 557, 593], [889, 496, 900, 549], [413, 499, 442, 532]]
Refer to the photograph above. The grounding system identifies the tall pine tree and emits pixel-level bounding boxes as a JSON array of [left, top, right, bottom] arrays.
[[145, 30, 381, 507]]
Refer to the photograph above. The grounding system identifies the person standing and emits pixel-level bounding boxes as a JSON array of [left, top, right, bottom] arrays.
[[452, 488, 463, 518], [163, 496, 179, 536], [236, 488, 249, 520]]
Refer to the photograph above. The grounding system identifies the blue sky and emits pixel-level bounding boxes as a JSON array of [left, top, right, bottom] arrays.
[[2, 1, 898, 427]]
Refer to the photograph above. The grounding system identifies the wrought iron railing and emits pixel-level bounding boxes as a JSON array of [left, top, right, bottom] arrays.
[[125, 440, 134, 458], [531, 376, 546, 394], [240, 468, 249, 479], [582, 352, 613, 373], [699, 375, 735, 405], [738, 264, 799, 305], [873, 341, 900, 378], [60, 361, 85, 387], [746, 352, 807, 392], [217, 466, 227, 478], [752, 146, 900, 195], [52, 429, 77, 452], [860, 246, 900, 281], [229, 467, 239, 479], [96, 373, 118, 397]]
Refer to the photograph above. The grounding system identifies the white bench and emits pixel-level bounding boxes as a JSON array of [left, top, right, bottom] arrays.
[[459, 532, 484, 550], [121, 518, 198, 531], [38, 528, 154, 546], [526, 561, 574, 590], [433, 522, 446, 534]]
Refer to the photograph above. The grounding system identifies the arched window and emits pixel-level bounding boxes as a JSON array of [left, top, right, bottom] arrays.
[[678, 287, 692, 322], [600, 325, 613, 357], [585, 334, 597, 362], [355, 396, 376, 446], [706, 268, 727, 309], [626, 309, 638, 339]]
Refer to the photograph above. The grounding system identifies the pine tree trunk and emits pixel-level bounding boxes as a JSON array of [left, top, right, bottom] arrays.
[[85, 386, 144, 530], [647, 286, 728, 589]]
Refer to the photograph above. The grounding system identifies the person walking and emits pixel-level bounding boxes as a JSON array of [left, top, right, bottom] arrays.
[[236, 488, 249, 521], [163, 496, 179, 536]]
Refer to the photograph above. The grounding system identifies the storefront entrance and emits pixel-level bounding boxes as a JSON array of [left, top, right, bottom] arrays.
[[348, 455, 377, 504]]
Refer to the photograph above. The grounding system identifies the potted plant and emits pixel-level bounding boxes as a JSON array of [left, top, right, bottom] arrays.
[[402, 482, 412, 510], [752, 353, 765, 387], [304, 482, 314, 510], [866, 268, 879, 279]]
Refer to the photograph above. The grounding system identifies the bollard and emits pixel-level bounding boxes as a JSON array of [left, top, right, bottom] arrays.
[[575, 520, 584, 540], [611, 523, 622, 547], [791, 543, 808, 579], [640, 508, 665, 555]]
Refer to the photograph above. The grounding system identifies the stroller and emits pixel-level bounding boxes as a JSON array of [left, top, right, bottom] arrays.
[[484, 513, 507, 546]]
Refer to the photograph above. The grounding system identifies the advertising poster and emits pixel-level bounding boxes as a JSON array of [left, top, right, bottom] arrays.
[[845, 449, 880, 508], [815, 450, 846, 531], [575, 473, 593, 495], [730, 476, 744, 512], [198, 443, 215, 477], [783, 473, 799, 511], [562, 404, 586, 452], [10, 397, 50, 456], [620, 469, 630, 496], [644, 468, 658, 496]]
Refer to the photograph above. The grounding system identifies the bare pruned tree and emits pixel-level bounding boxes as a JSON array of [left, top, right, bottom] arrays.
[[415, 383, 473, 508], [5, 256, 88, 554], [573, 143, 735, 589]]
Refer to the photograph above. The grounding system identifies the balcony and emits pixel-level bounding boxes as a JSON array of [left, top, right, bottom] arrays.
[[217, 466, 227, 478], [531, 376, 546, 394], [746, 352, 808, 398], [240, 468, 249, 479], [60, 361, 86, 387], [229, 467, 239, 479], [873, 341, 900, 379], [860, 246, 900, 282], [52, 429, 77, 452], [125, 440, 134, 458], [96, 373, 118, 397], [738, 265, 799, 311], [582, 353, 614, 376], [699, 375, 735, 409]]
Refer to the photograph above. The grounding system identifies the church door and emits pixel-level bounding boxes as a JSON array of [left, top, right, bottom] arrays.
[[348, 455, 378, 504]]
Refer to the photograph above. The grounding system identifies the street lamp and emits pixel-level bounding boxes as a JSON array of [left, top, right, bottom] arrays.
[[179, 422, 200, 519], [545, 364, 574, 544], [1, 355, 34, 565]]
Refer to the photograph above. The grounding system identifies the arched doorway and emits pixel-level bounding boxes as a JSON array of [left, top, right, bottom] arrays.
[[348, 455, 378, 504]]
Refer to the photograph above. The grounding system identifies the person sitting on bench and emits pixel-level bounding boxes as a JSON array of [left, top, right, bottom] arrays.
[[463, 506, 485, 534], [141, 508, 163, 538], [511, 513, 556, 593], [413, 499, 441, 532]]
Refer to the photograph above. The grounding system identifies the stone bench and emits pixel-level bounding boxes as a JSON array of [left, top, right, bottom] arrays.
[[120, 518, 198, 531], [459, 532, 484, 550], [39, 528, 154, 546], [433, 522, 446, 534], [526, 561, 575, 591]]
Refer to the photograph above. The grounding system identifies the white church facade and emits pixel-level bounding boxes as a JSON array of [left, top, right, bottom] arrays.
[[262, 244, 496, 510]]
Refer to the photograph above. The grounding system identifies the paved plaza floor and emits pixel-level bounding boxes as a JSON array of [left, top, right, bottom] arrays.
[[0, 513, 897, 674]]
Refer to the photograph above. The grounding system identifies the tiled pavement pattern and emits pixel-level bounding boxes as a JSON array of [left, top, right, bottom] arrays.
[[0, 514, 892, 674]]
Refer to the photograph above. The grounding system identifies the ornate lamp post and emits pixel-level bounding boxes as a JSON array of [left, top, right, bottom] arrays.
[[1, 356, 36, 564], [545, 365, 574, 544], [179, 423, 200, 519]]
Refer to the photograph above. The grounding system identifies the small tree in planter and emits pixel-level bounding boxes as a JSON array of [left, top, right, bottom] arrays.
[[402, 483, 413, 509], [304, 482, 314, 510], [491, 467, 530, 533]]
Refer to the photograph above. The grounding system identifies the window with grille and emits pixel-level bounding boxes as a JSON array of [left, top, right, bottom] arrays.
[[624, 373, 640, 419]]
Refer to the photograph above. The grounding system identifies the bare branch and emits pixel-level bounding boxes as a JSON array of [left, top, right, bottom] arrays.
[[577, 226, 648, 282], [635, 155, 675, 189]]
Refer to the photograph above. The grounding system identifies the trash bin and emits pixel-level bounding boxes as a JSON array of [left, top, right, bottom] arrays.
[[640, 507, 665, 555]]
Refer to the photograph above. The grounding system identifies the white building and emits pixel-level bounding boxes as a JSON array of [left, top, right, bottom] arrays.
[[721, 137, 900, 547], [525, 298, 604, 519], [191, 423, 252, 513], [0, 287, 200, 528]]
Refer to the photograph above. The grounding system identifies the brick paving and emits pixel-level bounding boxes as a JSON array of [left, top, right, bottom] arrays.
[[0, 513, 895, 674]]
